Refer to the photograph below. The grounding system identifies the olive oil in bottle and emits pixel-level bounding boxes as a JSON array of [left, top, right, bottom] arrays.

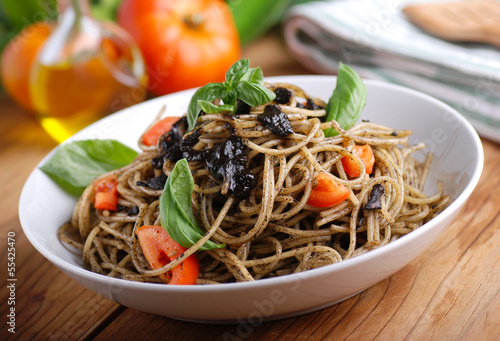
[[30, 0, 147, 142]]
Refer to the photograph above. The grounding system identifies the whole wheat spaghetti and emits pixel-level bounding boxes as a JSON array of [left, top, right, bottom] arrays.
[[58, 82, 450, 284]]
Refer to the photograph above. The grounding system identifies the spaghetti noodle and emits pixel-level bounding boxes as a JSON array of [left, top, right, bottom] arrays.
[[58, 82, 450, 284]]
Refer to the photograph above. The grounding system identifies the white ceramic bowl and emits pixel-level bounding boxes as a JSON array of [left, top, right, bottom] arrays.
[[19, 76, 483, 323]]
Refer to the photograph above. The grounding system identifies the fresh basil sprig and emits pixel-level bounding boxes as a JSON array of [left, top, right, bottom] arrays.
[[40, 139, 138, 196], [187, 59, 276, 130], [160, 158, 225, 251], [323, 62, 367, 137]]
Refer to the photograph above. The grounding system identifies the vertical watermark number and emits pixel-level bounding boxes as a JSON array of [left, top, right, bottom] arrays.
[[6, 231, 16, 334]]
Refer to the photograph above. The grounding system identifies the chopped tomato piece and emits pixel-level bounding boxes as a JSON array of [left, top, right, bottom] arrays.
[[94, 175, 119, 211], [307, 172, 350, 208], [341, 144, 375, 177], [136, 225, 199, 285], [142, 116, 180, 146]]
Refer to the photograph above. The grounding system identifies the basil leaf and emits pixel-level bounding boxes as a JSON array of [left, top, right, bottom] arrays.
[[187, 82, 226, 130], [221, 89, 238, 109], [40, 139, 138, 196], [198, 100, 234, 114], [225, 58, 250, 86], [186, 59, 276, 130], [160, 159, 225, 251], [236, 80, 276, 107], [323, 62, 367, 137], [241, 67, 264, 85], [166, 158, 199, 227]]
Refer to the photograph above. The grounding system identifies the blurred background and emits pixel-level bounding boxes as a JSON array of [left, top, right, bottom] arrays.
[[0, 0, 316, 142], [2, 0, 500, 143]]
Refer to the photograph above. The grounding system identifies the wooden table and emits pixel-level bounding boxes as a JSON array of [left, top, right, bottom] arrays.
[[2, 30, 500, 340]]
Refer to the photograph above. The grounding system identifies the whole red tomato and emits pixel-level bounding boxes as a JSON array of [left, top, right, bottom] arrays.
[[118, 0, 240, 96], [1, 22, 52, 113]]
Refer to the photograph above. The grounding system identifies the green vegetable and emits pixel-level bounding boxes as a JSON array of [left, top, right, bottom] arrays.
[[89, 0, 121, 22], [159, 159, 224, 251], [240, 66, 264, 84], [323, 62, 367, 137], [228, 0, 293, 46], [40, 139, 138, 196], [187, 58, 276, 130], [228, 0, 320, 46], [198, 101, 233, 114], [0, 0, 118, 28], [0, 0, 57, 30]]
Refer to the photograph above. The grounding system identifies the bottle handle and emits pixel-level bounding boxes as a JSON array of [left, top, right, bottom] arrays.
[[100, 22, 147, 88]]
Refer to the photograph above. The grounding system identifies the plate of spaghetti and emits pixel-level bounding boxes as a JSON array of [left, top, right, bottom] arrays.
[[19, 61, 483, 322]]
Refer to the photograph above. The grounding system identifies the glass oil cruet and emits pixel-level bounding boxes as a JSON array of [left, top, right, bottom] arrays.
[[30, 0, 147, 143]]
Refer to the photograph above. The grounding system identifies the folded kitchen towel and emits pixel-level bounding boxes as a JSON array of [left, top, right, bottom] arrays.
[[283, 0, 500, 141]]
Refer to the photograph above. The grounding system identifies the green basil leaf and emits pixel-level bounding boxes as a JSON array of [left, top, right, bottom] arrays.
[[198, 100, 234, 114], [323, 62, 367, 137], [160, 159, 225, 251], [187, 59, 276, 129], [40, 139, 138, 196], [221, 89, 238, 111], [187, 82, 226, 131], [165, 158, 199, 228], [241, 67, 264, 85], [236, 80, 276, 107], [225, 58, 250, 86]]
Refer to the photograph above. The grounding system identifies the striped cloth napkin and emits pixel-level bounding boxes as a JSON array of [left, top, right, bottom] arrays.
[[283, 0, 500, 141]]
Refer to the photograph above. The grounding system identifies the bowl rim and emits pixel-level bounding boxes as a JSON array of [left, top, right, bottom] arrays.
[[19, 75, 484, 294]]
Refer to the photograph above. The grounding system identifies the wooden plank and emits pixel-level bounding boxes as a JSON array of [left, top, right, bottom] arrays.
[[0, 219, 124, 340], [0, 249, 122, 340], [0, 97, 122, 340], [92, 308, 246, 341]]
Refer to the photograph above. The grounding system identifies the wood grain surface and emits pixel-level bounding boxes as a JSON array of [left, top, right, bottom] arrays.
[[1, 30, 499, 340]]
